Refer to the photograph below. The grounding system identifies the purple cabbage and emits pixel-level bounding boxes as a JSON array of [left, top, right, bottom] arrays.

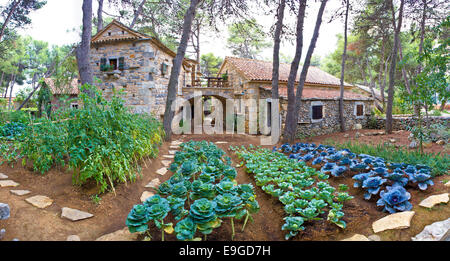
[[362, 176, 387, 200], [376, 185, 412, 213]]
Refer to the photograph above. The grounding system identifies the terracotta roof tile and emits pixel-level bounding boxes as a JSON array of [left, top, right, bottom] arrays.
[[44, 78, 79, 95], [224, 56, 352, 87]]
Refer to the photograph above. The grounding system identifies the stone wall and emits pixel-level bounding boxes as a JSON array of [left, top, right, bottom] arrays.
[[373, 116, 450, 130], [258, 87, 374, 137], [90, 39, 193, 117]]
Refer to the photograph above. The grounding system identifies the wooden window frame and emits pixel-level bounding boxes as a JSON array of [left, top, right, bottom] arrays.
[[354, 102, 365, 118], [310, 101, 324, 123]]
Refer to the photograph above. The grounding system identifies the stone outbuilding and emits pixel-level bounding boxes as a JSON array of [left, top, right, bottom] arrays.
[[89, 20, 199, 116], [217, 57, 375, 137]]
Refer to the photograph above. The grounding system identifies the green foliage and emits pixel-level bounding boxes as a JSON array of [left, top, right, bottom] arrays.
[[226, 18, 272, 59], [200, 53, 223, 77], [126, 141, 259, 241], [232, 146, 352, 240], [0, 84, 164, 193]]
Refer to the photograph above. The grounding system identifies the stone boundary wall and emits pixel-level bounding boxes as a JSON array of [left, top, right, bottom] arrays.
[[373, 116, 450, 130]]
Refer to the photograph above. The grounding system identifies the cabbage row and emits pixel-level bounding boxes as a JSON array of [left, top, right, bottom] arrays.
[[126, 140, 260, 241], [232, 145, 353, 240], [274, 143, 435, 213]]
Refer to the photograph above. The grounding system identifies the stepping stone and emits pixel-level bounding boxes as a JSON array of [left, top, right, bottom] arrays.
[[412, 218, 450, 241], [67, 235, 81, 241], [0, 173, 8, 179], [145, 178, 160, 189], [372, 211, 415, 233], [341, 234, 370, 241], [162, 155, 174, 159], [368, 235, 381, 241], [61, 207, 94, 221], [95, 227, 138, 241], [10, 190, 31, 196], [215, 141, 228, 144], [445, 182, 450, 188], [25, 195, 53, 209], [0, 203, 10, 220], [168, 150, 177, 155], [140, 191, 155, 202], [171, 140, 182, 145], [0, 180, 19, 187], [169, 145, 179, 149], [161, 160, 171, 167], [419, 193, 449, 209], [156, 168, 168, 176]]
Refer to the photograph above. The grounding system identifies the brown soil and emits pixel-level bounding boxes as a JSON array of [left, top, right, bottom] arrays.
[[0, 130, 448, 241]]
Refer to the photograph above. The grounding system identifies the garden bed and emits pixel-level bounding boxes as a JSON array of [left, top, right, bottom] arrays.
[[0, 131, 449, 241]]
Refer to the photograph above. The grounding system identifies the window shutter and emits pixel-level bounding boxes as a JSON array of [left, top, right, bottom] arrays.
[[312, 105, 323, 120], [118, 57, 125, 70], [357, 104, 364, 116], [100, 58, 106, 70]]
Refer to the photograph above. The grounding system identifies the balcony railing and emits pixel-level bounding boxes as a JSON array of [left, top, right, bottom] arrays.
[[187, 77, 230, 88]]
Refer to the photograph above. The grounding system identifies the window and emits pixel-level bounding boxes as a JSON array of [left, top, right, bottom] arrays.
[[354, 102, 365, 118], [161, 62, 168, 76], [70, 103, 79, 109], [310, 101, 324, 122], [109, 58, 118, 70]]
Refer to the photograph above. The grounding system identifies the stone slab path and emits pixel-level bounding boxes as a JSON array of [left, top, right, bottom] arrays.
[[419, 193, 449, 209], [372, 211, 415, 233], [0, 180, 19, 187], [61, 207, 94, 221], [10, 190, 31, 196], [25, 195, 53, 209]]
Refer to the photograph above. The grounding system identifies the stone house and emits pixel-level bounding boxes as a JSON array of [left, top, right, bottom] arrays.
[[89, 20, 199, 116], [217, 57, 374, 137], [45, 78, 80, 110]]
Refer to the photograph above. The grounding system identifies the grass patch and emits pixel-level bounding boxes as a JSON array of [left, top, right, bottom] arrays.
[[323, 139, 450, 177]]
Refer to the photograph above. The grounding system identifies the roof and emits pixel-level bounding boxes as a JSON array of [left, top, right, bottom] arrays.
[[91, 20, 198, 65], [354, 84, 385, 101], [221, 56, 353, 87], [260, 85, 373, 101], [44, 78, 79, 95]]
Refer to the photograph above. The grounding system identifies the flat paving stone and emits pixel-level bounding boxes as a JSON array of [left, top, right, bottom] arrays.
[[67, 235, 81, 241], [215, 141, 228, 144], [168, 150, 177, 155], [61, 207, 94, 221], [140, 191, 155, 202], [171, 141, 182, 145], [156, 168, 168, 176], [0, 173, 8, 179], [10, 190, 31, 196], [96, 227, 138, 241], [412, 218, 450, 241], [25, 195, 53, 209], [161, 160, 171, 167], [0, 180, 19, 187], [162, 155, 174, 159], [169, 145, 179, 149], [341, 234, 370, 241], [372, 211, 415, 233], [419, 193, 449, 209], [145, 178, 160, 189]]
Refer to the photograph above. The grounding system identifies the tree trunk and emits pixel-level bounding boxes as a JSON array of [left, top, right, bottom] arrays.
[[339, 0, 349, 132], [285, 0, 328, 143], [162, 0, 200, 141], [0, 72, 4, 97], [97, 0, 104, 32], [76, 0, 94, 91], [283, 0, 307, 142], [271, 0, 286, 100], [378, 37, 386, 112], [8, 74, 16, 110], [385, 0, 404, 134], [0, 0, 21, 42], [3, 77, 10, 98], [130, 0, 147, 29]]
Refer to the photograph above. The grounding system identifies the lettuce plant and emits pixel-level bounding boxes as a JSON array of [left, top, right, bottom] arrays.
[[362, 176, 387, 200], [327, 208, 346, 229], [376, 185, 412, 213]]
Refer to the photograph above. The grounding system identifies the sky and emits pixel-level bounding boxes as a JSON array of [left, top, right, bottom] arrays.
[[6, 0, 347, 94]]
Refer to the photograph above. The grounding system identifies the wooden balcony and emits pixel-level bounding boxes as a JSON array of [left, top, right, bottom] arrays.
[[187, 77, 230, 88]]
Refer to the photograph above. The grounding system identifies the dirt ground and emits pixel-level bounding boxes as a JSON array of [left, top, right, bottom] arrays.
[[0, 130, 448, 241]]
